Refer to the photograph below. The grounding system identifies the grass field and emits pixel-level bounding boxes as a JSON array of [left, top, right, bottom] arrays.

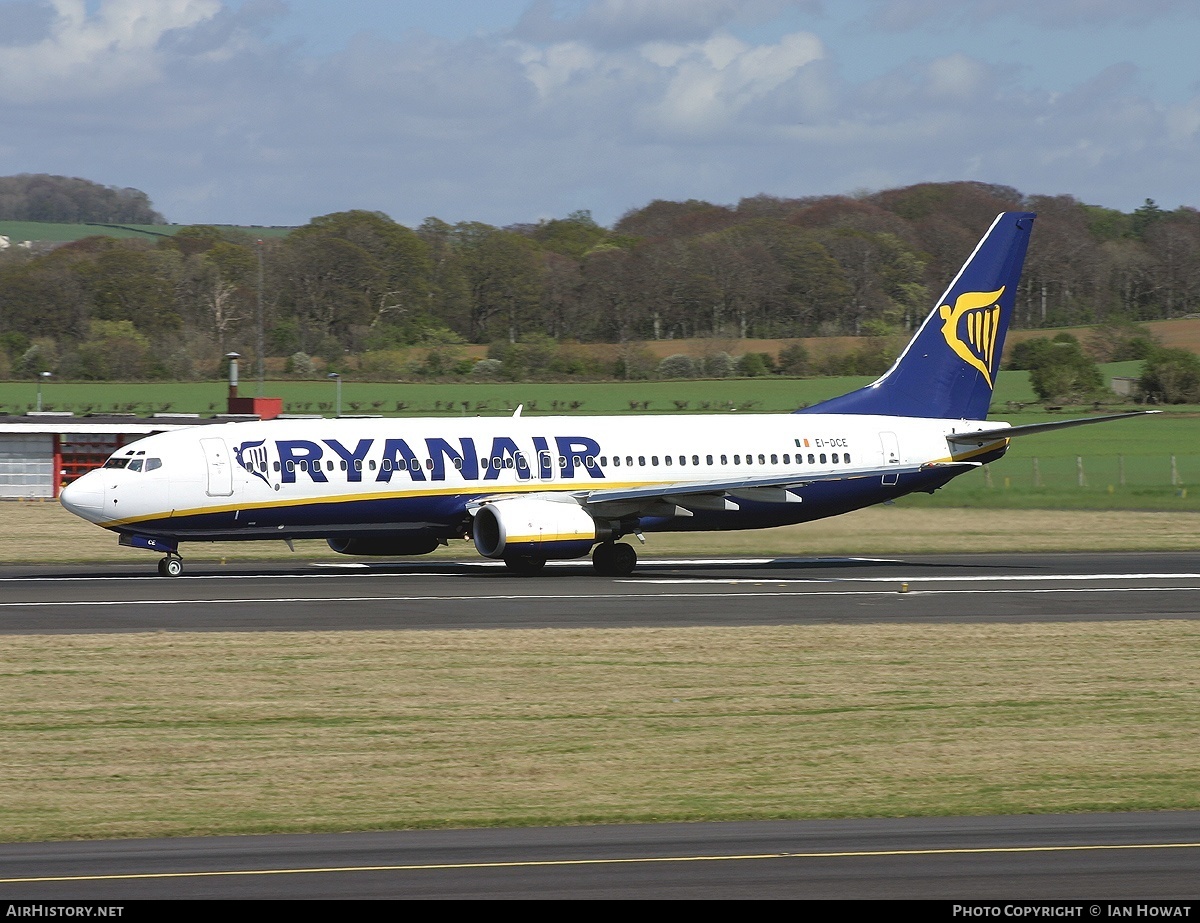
[[0, 220, 293, 243], [4, 500, 1200, 563], [0, 365, 1134, 417], [1, 622, 1197, 842]]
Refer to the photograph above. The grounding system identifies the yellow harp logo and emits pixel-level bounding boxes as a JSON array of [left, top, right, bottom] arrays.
[[939, 287, 1004, 387]]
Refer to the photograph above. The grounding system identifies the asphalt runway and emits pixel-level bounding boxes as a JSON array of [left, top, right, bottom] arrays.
[[0, 551, 1199, 632], [1, 812, 1197, 900], [2, 552, 1197, 900]]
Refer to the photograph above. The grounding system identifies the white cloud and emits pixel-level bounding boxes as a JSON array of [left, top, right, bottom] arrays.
[[924, 53, 989, 100], [0, 0, 223, 102], [1, 0, 1197, 228], [866, 0, 1199, 30], [514, 0, 822, 47]]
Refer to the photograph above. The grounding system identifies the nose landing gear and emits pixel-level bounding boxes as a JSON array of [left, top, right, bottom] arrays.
[[157, 555, 183, 577]]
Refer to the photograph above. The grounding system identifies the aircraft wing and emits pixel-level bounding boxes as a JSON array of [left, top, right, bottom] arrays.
[[946, 410, 1159, 447], [579, 461, 975, 514]]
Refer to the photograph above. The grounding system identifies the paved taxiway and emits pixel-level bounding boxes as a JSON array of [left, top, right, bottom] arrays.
[[1, 812, 1197, 899], [1, 551, 1199, 632]]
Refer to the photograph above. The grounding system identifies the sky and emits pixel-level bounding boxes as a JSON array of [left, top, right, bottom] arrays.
[[0, 0, 1197, 229]]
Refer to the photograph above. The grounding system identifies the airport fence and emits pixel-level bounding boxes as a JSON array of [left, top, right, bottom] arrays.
[[982, 455, 1200, 493]]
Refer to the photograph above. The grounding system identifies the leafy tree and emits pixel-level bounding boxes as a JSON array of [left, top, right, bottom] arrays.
[[1138, 347, 1200, 403], [531, 210, 608, 258], [75, 320, 155, 379], [777, 343, 810, 376], [0, 174, 164, 223], [1019, 334, 1105, 402], [1086, 321, 1158, 362], [737, 352, 774, 377], [657, 354, 696, 378], [451, 223, 543, 342]]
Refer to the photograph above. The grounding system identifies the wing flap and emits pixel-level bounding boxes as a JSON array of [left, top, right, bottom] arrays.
[[582, 461, 958, 510]]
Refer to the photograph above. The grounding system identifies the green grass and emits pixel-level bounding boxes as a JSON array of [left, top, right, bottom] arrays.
[[0, 220, 293, 243], [0, 363, 1171, 418], [0, 376, 874, 416], [1, 623, 1197, 842]]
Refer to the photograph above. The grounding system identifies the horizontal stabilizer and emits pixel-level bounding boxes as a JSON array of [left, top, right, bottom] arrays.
[[947, 411, 1159, 446]]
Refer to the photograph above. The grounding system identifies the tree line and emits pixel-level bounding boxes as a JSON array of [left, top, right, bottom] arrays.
[[0, 174, 163, 225], [1, 179, 1198, 391]]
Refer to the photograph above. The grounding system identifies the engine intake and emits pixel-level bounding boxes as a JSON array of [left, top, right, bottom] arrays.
[[472, 497, 609, 560]]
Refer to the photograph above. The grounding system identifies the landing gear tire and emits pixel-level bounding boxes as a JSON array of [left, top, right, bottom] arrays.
[[503, 555, 546, 576], [158, 556, 183, 577], [592, 542, 636, 577]]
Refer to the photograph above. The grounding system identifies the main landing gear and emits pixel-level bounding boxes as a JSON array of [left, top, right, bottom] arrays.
[[592, 542, 637, 577], [501, 542, 638, 577], [503, 555, 546, 576], [157, 555, 183, 577]]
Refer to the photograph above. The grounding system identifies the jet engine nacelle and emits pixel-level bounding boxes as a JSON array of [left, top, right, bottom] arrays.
[[472, 497, 610, 560], [326, 535, 441, 556]]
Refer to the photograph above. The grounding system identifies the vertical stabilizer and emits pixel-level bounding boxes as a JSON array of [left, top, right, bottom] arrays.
[[798, 211, 1035, 420]]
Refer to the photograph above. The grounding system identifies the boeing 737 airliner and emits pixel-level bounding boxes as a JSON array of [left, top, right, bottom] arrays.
[[59, 212, 1149, 576]]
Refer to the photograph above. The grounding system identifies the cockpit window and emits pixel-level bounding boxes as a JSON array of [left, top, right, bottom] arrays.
[[102, 456, 162, 472]]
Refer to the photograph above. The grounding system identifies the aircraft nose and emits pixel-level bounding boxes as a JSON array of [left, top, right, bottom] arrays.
[[60, 474, 105, 523]]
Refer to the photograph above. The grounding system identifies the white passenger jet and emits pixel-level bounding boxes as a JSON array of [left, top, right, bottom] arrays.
[[60, 212, 1149, 576]]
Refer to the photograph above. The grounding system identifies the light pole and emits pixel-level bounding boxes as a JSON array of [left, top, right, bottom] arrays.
[[36, 371, 51, 412], [327, 372, 341, 417]]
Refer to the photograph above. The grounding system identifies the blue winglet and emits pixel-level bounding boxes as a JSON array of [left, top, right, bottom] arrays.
[[797, 211, 1036, 421]]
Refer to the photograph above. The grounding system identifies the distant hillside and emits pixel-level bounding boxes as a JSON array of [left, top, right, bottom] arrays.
[[0, 174, 163, 224], [0, 220, 294, 247]]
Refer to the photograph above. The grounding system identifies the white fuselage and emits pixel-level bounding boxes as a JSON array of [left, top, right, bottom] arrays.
[[59, 412, 1005, 544]]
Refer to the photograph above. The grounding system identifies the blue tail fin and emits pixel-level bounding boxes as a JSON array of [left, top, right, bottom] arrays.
[[797, 211, 1035, 420]]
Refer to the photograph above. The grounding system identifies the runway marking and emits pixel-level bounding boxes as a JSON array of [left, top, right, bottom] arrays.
[[2, 586, 1200, 609], [4, 568, 1200, 587], [627, 573, 1200, 584], [3, 840, 1197, 884]]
